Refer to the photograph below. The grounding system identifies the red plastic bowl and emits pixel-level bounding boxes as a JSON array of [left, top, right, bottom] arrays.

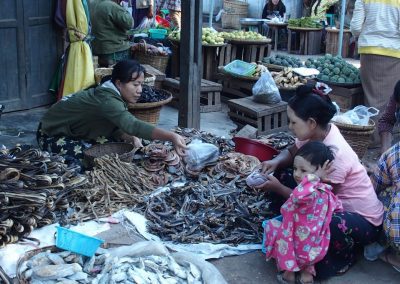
[[155, 15, 170, 28], [233, 137, 279, 162]]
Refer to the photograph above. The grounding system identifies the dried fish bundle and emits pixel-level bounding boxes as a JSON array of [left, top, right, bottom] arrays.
[[144, 180, 273, 245], [0, 146, 87, 248], [257, 132, 295, 150], [71, 156, 156, 221]]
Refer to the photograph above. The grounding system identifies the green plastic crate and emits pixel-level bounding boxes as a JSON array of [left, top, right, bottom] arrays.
[[224, 60, 257, 77]]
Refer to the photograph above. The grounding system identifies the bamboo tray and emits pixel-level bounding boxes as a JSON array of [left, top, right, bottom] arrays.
[[317, 78, 361, 88]]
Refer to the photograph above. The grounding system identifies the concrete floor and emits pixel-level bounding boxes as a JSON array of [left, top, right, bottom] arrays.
[[0, 104, 399, 283]]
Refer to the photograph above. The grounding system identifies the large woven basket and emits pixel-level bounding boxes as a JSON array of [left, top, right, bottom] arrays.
[[133, 40, 169, 74], [128, 90, 173, 125], [333, 120, 375, 158], [94, 68, 155, 86], [224, 0, 248, 14], [83, 142, 137, 168], [222, 13, 247, 29]]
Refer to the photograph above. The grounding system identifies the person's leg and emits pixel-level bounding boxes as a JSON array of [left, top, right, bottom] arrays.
[[315, 212, 381, 279]]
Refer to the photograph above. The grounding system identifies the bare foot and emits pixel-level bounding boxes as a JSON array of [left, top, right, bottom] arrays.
[[379, 249, 400, 270], [282, 271, 295, 282], [300, 270, 314, 284]]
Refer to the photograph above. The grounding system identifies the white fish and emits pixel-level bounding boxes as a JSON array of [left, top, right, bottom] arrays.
[[55, 278, 78, 284], [32, 263, 82, 280], [67, 271, 88, 281], [111, 272, 127, 282], [46, 253, 65, 265], [188, 262, 201, 280], [83, 256, 96, 273], [167, 256, 187, 279], [127, 268, 146, 284]]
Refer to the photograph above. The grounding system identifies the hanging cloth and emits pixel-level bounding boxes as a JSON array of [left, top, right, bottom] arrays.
[[59, 0, 95, 99]]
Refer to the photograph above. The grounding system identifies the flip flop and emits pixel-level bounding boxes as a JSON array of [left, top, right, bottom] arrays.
[[276, 272, 296, 284], [380, 250, 400, 273]]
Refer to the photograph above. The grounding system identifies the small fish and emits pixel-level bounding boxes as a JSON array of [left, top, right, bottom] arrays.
[[83, 256, 95, 273], [167, 256, 186, 279], [46, 252, 65, 265], [66, 271, 88, 281], [111, 271, 127, 282]]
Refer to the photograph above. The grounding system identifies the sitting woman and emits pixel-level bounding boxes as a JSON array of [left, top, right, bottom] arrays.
[[371, 142, 400, 272], [37, 60, 187, 165], [262, 0, 286, 19], [256, 83, 383, 280]]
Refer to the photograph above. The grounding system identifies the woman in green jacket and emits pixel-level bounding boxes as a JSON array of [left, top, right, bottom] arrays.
[[37, 60, 187, 163]]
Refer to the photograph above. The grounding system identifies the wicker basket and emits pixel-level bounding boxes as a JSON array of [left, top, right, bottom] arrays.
[[223, 0, 248, 14], [83, 142, 137, 168], [222, 13, 247, 29], [333, 120, 375, 158], [133, 40, 169, 74], [128, 90, 173, 125], [94, 68, 155, 86]]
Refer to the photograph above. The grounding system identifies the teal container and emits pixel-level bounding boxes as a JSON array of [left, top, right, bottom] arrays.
[[149, 29, 168, 39], [223, 60, 257, 76], [56, 226, 104, 257]]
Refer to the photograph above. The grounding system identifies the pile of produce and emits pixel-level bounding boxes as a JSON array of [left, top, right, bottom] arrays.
[[271, 68, 308, 89], [0, 146, 86, 247], [137, 85, 170, 103], [219, 30, 268, 41], [288, 17, 322, 28], [250, 64, 268, 78], [262, 54, 303, 68], [131, 41, 168, 56], [306, 54, 361, 84], [169, 28, 225, 45]]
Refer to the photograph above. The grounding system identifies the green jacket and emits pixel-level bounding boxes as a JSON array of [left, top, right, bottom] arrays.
[[91, 0, 132, 55], [41, 83, 155, 141]]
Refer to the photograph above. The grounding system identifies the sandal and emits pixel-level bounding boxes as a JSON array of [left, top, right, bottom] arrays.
[[379, 250, 400, 273], [336, 264, 351, 275]]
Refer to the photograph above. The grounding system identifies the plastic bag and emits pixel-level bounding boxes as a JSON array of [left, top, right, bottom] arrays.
[[332, 105, 379, 126], [137, 16, 154, 29], [252, 71, 281, 104], [184, 139, 220, 171], [246, 169, 270, 187]]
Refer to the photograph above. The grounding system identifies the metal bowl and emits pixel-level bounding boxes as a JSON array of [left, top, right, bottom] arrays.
[[239, 18, 266, 25]]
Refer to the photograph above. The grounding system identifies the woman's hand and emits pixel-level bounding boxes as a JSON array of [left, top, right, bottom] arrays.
[[259, 159, 279, 175], [255, 174, 283, 193], [170, 133, 188, 156], [120, 133, 143, 148], [147, 5, 154, 18]]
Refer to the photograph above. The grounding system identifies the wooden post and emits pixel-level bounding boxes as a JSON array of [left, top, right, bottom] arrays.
[[178, 0, 202, 129]]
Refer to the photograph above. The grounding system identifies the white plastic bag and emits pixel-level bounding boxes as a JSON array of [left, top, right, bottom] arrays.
[[252, 71, 281, 104], [184, 139, 220, 171], [332, 105, 379, 126], [137, 16, 154, 29]]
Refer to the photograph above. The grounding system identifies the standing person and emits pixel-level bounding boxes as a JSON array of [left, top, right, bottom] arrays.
[[350, 0, 400, 145], [264, 141, 342, 284], [256, 84, 383, 279], [262, 0, 286, 19], [37, 60, 187, 163], [378, 80, 400, 154], [132, 0, 154, 28], [158, 0, 181, 29], [90, 0, 133, 67], [371, 142, 400, 272]]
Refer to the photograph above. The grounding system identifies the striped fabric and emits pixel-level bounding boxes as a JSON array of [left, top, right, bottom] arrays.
[[350, 0, 400, 58]]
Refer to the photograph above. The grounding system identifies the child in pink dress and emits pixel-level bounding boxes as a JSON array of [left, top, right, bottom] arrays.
[[264, 141, 343, 284]]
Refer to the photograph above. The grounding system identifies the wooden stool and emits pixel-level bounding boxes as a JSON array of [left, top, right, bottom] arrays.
[[326, 28, 352, 58], [228, 97, 288, 135], [287, 27, 322, 55], [163, 78, 222, 112]]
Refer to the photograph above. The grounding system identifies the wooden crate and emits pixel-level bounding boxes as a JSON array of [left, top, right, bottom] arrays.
[[142, 64, 166, 89], [329, 84, 364, 110], [228, 97, 288, 135], [218, 43, 272, 67], [163, 78, 222, 112], [326, 29, 352, 58]]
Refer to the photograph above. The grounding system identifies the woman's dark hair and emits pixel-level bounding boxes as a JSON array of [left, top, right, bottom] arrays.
[[393, 80, 400, 104], [295, 141, 335, 168], [110, 60, 145, 84], [288, 83, 337, 127]]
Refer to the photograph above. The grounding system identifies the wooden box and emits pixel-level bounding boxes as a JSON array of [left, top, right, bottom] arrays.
[[228, 97, 288, 135], [326, 28, 352, 58], [163, 78, 222, 112], [329, 84, 364, 110]]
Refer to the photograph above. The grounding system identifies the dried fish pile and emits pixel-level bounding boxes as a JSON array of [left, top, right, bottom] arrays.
[[19, 249, 204, 284], [93, 255, 203, 284], [18, 248, 107, 283], [257, 132, 295, 150], [0, 146, 86, 248], [144, 180, 272, 245], [71, 156, 156, 221]]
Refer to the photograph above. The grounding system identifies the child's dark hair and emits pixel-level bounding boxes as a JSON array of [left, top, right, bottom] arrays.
[[393, 80, 400, 104], [288, 83, 337, 127], [110, 60, 145, 84], [295, 141, 335, 168]]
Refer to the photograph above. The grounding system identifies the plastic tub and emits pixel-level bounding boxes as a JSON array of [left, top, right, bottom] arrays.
[[233, 137, 279, 161], [149, 29, 168, 39], [56, 226, 104, 257], [223, 60, 257, 76]]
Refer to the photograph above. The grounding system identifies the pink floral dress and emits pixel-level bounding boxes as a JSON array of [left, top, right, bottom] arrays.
[[264, 174, 342, 276]]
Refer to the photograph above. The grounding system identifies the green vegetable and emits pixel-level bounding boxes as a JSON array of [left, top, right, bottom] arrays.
[[338, 77, 346, 83]]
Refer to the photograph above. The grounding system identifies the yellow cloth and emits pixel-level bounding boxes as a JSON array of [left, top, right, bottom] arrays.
[[62, 0, 95, 98]]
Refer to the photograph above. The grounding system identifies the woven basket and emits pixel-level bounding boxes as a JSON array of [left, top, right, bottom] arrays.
[[83, 142, 137, 168], [134, 40, 169, 74], [222, 13, 247, 29], [94, 68, 155, 86], [333, 120, 375, 158], [128, 90, 173, 125], [224, 0, 248, 14], [17, 246, 60, 283]]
